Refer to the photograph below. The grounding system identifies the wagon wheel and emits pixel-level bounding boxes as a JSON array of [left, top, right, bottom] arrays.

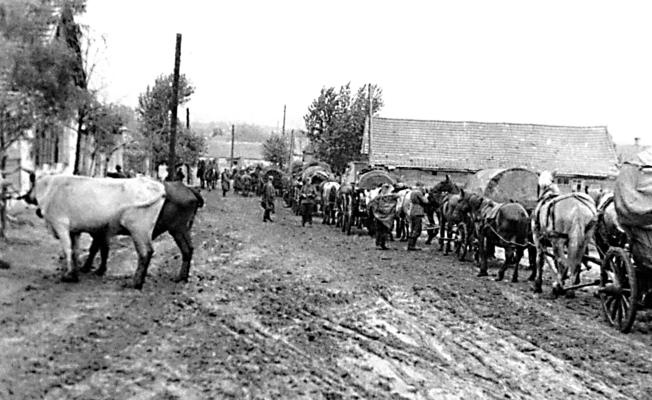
[[455, 223, 468, 261], [599, 247, 638, 333]]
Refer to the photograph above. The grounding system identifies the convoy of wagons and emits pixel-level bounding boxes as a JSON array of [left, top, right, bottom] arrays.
[[268, 158, 652, 334]]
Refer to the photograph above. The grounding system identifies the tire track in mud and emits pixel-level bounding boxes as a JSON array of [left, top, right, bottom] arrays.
[[3, 193, 652, 399], [221, 197, 651, 399]]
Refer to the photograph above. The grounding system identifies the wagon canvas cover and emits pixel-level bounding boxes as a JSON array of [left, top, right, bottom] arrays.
[[357, 170, 395, 190], [615, 148, 652, 229], [465, 168, 538, 211], [301, 165, 333, 185], [615, 148, 652, 266]]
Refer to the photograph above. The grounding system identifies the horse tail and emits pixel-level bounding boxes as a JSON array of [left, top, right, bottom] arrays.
[[585, 214, 598, 236]]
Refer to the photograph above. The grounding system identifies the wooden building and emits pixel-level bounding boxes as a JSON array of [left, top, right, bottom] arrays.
[[362, 117, 619, 192]]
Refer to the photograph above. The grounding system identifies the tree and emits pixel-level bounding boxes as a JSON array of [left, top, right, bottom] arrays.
[[303, 83, 383, 173], [0, 0, 87, 239], [0, 91, 35, 239], [262, 134, 289, 169], [136, 73, 204, 174], [83, 101, 125, 175]]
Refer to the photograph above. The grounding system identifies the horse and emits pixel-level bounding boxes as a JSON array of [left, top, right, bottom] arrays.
[[587, 188, 628, 258], [531, 171, 598, 295], [321, 181, 340, 225], [425, 175, 461, 253], [197, 160, 206, 189], [240, 173, 253, 196], [394, 188, 413, 242], [203, 167, 218, 191], [336, 183, 354, 234], [453, 190, 531, 282]]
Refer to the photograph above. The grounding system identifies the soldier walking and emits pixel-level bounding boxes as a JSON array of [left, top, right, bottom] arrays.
[[261, 175, 276, 222], [221, 169, 230, 197], [300, 183, 317, 227], [407, 182, 428, 251]]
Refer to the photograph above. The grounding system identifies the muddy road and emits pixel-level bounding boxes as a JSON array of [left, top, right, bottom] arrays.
[[1, 190, 652, 399]]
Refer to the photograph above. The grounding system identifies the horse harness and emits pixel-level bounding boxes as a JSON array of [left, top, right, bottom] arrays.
[[472, 196, 531, 249], [534, 191, 596, 239]]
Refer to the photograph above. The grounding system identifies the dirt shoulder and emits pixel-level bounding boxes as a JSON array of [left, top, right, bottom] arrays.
[[1, 192, 651, 399]]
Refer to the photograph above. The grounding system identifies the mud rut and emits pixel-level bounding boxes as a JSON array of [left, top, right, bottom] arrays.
[[1, 191, 652, 399]]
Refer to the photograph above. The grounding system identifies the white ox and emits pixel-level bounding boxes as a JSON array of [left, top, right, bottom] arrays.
[[24, 174, 166, 288]]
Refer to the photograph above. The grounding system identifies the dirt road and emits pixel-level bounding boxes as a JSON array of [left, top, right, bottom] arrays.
[[1, 190, 652, 399]]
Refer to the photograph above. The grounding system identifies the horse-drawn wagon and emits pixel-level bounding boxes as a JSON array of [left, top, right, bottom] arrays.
[[355, 169, 396, 234], [301, 163, 335, 216], [455, 168, 539, 264], [262, 166, 286, 194], [598, 149, 652, 333]]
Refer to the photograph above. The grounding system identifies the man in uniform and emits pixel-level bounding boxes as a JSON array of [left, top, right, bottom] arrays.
[[221, 169, 230, 197], [300, 182, 317, 227], [407, 182, 428, 251], [261, 175, 276, 222]]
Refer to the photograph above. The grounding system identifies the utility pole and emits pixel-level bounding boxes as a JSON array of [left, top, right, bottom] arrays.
[[167, 33, 182, 181], [288, 129, 294, 173], [230, 124, 235, 168], [368, 83, 373, 161], [186, 108, 190, 129], [281, 104, 286, 137]]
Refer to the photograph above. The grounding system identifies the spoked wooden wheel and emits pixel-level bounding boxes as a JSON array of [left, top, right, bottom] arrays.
[[455, 223, 468, 261], [599, 247, 638, 333]]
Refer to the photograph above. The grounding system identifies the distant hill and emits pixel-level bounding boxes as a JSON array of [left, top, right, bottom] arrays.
[[193, 121, 277, 142]]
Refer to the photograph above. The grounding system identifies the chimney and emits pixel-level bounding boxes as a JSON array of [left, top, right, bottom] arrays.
[[635, 137, 640, 146]]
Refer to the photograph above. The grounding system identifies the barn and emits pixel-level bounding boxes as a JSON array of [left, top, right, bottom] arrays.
[[361, 117, 619, 192]]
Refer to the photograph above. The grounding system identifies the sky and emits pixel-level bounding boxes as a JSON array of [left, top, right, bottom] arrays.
[[79, 0, 652, 145]]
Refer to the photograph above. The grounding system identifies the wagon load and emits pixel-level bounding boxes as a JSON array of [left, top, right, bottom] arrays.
[[301, 165, 334, 186], [369, 193, 399, 229], [614, 148, 652, 267], [615, 148, 652, 229], [263, 166, 286, 191], [356, 170, 395, 191], [464, 168, 538, 212]]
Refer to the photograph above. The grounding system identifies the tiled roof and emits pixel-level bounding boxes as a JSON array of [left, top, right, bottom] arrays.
[[363, 117, 619, 177], [205, 139, 263, 160]]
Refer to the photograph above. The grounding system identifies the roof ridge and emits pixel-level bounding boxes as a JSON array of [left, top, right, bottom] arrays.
[[374, 116, 607, 130]]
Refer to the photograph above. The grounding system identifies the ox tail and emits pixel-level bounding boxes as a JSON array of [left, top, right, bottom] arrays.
[[189, 186, 205, 208]]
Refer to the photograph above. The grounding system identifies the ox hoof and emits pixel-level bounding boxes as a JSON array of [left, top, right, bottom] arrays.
[[477, 271, 488, 278], [95, 268, 107, 277], [511, 277, 519, 283], [60, 273, 79, 283], [551, 285, 564, 297], [495, 276, 504, 282], [80, 261, 93, 273], [173, 275, 189, 283], [532, 285, 542, 294]]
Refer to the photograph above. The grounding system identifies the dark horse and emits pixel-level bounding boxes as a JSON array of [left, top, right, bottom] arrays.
[[587, 189, 628, 258], [453, 190, 532, 282], [204, 166, 218, 191], [424, 175, 461, 253]]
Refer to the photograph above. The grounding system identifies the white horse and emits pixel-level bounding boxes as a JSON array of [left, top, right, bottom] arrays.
[[531, 171, 598, 295]]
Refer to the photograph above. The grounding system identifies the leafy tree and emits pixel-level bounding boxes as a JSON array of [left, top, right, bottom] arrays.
[[0, 0, 86, 238], [262, 134, 290, 169], [84, 101, 125, 175], [2, 0, 87, 125], [303, 83, 383, 173], [0, 91, 35, 239], [136, 73, 205, 173]]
